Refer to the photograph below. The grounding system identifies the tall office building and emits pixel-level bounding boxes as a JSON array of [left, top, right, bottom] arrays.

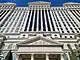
[[0, 1, 80, 60]]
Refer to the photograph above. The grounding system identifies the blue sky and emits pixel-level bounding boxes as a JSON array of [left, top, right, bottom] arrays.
[[0, 0, 80, 6]]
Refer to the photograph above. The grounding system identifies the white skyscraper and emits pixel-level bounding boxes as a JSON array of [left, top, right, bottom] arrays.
[[0, 1, 80, 60]]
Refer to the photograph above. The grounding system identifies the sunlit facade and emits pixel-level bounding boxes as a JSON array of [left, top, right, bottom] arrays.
[[0, 1, 80, 60]]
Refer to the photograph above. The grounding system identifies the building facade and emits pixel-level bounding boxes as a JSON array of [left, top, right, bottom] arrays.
[[0, 1, 80, 60]]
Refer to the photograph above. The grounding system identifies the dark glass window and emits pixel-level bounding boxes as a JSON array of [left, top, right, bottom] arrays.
[[42, 10, 46, 31], [29, 10, 34, 31], [34, 10, 37, 31], [24, 10, 31, 31]]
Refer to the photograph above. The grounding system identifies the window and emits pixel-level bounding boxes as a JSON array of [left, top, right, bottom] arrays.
[[61, 28, 63, 30], [62, 31, 64, 33], [72, 31, 75, 33], [67, 31, 70, 33], [78, 28, 80, 30], [54, 34, 57, 36], [70, 36, 72, 38], [60, 35, 62, 38], [23, 34, 25, 36], [65, 36, 67, 38]]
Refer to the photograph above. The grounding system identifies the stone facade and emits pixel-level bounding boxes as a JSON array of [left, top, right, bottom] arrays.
[[0, 1, 80, 60]]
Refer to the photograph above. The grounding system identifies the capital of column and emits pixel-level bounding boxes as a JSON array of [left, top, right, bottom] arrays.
[[46, 53, 49, 55]]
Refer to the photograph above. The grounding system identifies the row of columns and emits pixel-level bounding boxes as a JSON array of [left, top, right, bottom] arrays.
[[16, 53, 65, 60]]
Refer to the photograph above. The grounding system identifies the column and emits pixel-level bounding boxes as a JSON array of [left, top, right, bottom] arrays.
[[66, 53, 70, 60], [16, 54, 19, 60], [12, 53, 16, 60], [46, 54, 49, 60], [31, 54, 34, 60], [61, 54, 64, 60], [19, 55, 23, 60]]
